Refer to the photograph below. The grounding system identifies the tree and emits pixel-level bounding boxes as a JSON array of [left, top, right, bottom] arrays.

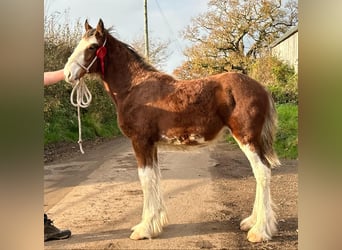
[[130, 35, 170, 71], [174, 0, 298, 79]]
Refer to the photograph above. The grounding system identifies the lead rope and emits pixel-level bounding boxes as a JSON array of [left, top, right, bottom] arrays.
[[70, 78, 92, 154]]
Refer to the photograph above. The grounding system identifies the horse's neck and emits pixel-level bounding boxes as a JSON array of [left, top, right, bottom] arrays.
[[103, 37, 154, 104]]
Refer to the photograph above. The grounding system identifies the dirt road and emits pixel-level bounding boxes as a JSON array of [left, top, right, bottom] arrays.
[[44, 137, 297, 249]]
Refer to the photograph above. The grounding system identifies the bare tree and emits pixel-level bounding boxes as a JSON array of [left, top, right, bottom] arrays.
[[130, 36, 171, 71]]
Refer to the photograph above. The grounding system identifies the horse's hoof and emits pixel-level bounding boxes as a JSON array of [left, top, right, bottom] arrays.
[[247, 228, 270, 243], [130, 223, 151, 240], [247, 232, 263, 243], [130, 229, 150, 240], [240, 216, 255, 231]]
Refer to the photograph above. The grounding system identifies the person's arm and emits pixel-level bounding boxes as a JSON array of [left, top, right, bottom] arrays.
[[44, 69, 64, 86]]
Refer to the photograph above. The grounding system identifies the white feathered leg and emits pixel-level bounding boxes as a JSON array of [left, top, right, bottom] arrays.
[[239, 144, 277, 242], [130, 166, 168, 240]]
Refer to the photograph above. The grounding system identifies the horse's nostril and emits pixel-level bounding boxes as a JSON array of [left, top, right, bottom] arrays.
[[64, 70, 74, 84]]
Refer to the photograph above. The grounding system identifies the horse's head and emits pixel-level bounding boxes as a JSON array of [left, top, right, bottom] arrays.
[[64, 19, 107, 84]]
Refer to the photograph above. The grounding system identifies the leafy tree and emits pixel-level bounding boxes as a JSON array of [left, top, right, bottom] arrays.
[[174, 0, 298, 79], [249, 56, 298, 103]]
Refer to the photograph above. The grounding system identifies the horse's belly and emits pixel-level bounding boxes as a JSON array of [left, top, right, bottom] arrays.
[[157, 128, 228, 150], [159, 134, 206, 146]]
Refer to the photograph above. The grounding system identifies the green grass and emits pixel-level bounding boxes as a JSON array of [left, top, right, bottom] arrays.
[[44, 112, 78, 144], [226, 103, 298, 159], [44, 110, 121, 145], [274, 103, 298, 159]]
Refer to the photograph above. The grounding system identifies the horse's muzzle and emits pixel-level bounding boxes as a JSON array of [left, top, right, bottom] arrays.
[[64, 67, 78, 84]]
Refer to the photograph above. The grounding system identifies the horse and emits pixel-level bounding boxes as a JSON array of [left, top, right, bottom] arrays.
[[64, 19, 280, 243]]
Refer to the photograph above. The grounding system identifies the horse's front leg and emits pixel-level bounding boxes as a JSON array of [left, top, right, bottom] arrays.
[[130, 140, 168, 240]]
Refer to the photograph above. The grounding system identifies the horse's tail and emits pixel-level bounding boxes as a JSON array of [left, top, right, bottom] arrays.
[[261, 93, 281, 168]]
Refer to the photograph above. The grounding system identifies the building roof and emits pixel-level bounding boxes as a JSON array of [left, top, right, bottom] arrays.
[[270, 26, 298, 48]]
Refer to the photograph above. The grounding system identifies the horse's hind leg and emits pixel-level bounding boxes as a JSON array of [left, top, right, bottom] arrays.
[[130, 139, 168, 240], [237, 142, 277, 242], [232, 136, 277, 242]]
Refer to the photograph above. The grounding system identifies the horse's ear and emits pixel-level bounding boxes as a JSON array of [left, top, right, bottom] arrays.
[[85, 19, 93, 31], [96, 19, 105, 35]]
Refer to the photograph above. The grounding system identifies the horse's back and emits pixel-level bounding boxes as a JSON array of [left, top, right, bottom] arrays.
[[206, 72, 269, 98]]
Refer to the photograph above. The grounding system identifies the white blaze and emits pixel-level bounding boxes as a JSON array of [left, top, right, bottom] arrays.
[[64, 36, 98, 83]]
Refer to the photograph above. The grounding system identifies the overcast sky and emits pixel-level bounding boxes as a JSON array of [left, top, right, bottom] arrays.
[[45, 0, 209, 73]]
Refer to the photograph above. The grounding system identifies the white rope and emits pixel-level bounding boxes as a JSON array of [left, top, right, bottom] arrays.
[[70, 79, 92, 154]]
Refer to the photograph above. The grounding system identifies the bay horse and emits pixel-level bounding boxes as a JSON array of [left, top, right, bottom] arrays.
[[64, 19, 280, 243]]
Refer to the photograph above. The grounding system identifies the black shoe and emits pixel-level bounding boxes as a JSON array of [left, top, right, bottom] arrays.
[[44, 217, 71, 241]]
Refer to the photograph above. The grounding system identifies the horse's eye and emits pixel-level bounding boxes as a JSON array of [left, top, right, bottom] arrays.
[[88, 44, 98, 50]]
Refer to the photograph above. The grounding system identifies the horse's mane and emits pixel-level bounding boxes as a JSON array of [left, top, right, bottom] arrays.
[[106, 28, 158, 72], [123, 43, 158, 72]]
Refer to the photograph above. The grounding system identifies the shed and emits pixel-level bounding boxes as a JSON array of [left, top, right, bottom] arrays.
[[271, 26, 298, 73]]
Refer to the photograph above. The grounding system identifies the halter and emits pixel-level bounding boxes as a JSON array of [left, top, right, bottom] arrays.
[[70, 37, 107, 154], [76, 38, 107, 77]]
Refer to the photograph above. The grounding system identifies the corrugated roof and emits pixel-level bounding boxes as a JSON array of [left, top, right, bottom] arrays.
[[270, 26, 298, 48]]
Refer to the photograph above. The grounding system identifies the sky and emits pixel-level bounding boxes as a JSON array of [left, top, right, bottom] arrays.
[[44, 0, 210, 74]]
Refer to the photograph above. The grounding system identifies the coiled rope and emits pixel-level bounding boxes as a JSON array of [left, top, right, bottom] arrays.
[[70, 79, 92, 154]]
